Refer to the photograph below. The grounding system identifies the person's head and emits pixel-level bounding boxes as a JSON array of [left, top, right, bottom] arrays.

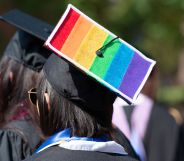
[[30, 54, 116, 138], [0, 56, 39, 123], [0, 30, 51, 125]]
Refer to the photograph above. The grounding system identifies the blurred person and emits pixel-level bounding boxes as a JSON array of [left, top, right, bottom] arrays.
[[112, 64, 180, 161], [0, 30, 51, 161], [23, 54, 140, 161]]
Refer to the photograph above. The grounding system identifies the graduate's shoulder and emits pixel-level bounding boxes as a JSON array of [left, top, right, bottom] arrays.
[[23, 146, 139, 161]]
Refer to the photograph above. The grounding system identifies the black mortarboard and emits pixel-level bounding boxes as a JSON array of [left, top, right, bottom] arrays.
[[44, 4, 156, 104], [0, 9, 53, 71], [0, 9, 53, 41], [43, 54, 116, 111]]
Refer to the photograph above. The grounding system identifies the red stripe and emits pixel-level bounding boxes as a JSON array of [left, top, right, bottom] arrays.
[[50, 9, 80, 50]]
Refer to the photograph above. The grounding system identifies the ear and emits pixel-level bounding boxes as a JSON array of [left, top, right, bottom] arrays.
[[44, 93, 51, 110], [36, 100, 40, 116]]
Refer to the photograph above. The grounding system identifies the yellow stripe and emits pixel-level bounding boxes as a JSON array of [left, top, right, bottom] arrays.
[[60, 15, 93, 58], [73, 25, 108, 69]]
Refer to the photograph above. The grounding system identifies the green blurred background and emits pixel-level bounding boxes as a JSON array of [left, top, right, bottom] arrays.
[[0, 0, 184, 116]]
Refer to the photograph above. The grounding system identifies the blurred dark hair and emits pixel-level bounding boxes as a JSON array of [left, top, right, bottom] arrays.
[[0, 55, 40, 126], [35, 71, 113, 139]]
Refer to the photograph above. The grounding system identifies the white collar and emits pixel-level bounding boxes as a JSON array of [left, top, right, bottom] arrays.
[[58, 140, 128, 155]]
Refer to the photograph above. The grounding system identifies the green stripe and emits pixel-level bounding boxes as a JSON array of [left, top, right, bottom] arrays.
[[89, 35, 121, 78]]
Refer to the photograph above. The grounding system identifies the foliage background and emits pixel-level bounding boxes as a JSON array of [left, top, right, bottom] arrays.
[[0, 0, 184, 107]]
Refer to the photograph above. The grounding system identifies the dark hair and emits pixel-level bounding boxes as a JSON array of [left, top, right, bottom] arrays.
[[36, 71, 113, 139], [0, 55, 40, 126]]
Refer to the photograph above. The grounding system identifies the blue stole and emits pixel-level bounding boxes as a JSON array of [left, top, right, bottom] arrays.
[[35, 128, 110, 153]]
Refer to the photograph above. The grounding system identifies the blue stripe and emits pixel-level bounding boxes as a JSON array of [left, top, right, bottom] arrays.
[[104, 43, 134, 88]]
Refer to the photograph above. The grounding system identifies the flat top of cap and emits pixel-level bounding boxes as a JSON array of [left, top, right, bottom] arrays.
[[0, 9, 53, 41], [44, 4, 156, 104]]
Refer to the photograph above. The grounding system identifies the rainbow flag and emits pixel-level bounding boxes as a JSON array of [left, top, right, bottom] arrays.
[[45, 4, 156, 104]]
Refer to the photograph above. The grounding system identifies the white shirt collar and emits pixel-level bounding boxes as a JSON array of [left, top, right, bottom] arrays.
[[58, 140, 128, 155]]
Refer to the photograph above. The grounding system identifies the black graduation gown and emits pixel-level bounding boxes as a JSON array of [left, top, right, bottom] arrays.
[[173, 123, 184, 161], [112, 128, 140, 160], [124, 103, 179, 161], [0, 117, 42, 161], [143, 104, 179, 161], [23, 146, 139, 161]]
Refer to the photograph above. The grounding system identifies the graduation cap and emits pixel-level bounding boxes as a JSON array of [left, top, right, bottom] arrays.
[[43, 54, 116, 111], [44, 4, 156, 104], [0, 9, 116, 111], [0, 9, 53, 71]]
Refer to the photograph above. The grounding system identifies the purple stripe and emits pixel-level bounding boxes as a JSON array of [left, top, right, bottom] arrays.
[[119, 52, 152, 98]]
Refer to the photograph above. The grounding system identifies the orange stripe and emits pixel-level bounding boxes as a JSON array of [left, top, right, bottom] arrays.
[[60, 15, 93, 58]]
